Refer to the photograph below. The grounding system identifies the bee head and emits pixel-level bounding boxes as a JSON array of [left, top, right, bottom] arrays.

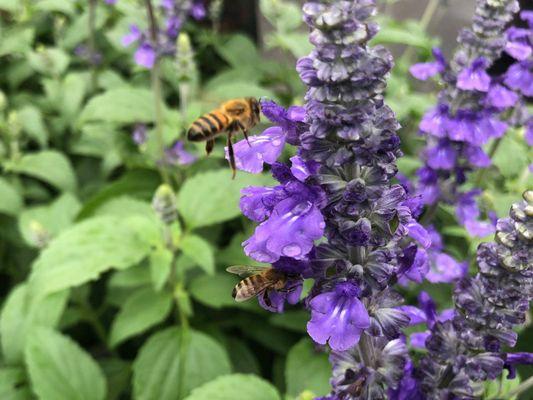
[[248, 97, 261, 123]]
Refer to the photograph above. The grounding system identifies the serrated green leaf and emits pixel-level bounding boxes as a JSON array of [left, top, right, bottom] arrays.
[[25, 327, 107, 400], [183, 374, 281, 400], [177, 170, 274, 229], [180, 234, 215, 274], [18, 192, 81, 247], [285, 339, 331, 397], [109, 287, 172, 347], [11, 150, 76, 191], [133, 328, 232, 400], [0, 177, 22, 216], [0, 284, 68, 364], [80, 87, 155, 124], [27, 216, 155, 302]]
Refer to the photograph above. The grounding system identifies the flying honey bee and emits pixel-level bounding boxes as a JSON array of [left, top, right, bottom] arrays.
[[187, 97, 261, 178], [226, 265, 296, 307]]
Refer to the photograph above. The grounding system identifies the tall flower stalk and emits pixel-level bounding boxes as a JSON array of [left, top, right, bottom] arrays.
[[411, 0, 520, 236], [410, 190, 533, 399], [231, 0, 426, 397]]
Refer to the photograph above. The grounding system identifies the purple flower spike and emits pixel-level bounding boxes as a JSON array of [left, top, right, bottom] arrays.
[[426, 141, 457, 170], [457, 58, 491, 92], [307, 282, 370, 351], [504, 61, 533, 97], [486, 84, 519, 109], [409, 48, 446, 81], [134, 42, 156, 68], [228, 127, 286, 174]]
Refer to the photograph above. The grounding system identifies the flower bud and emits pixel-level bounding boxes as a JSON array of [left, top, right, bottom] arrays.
[[152, 184, 178, 225], [176, 32, 195, 82]]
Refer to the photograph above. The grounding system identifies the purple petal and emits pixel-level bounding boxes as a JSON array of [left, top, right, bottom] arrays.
[[505, 62, 533, 97], [486, 84, 519, 108], [426, 251, 467, 283], [134, 42, 156, 68], [243, 197, 324, 263], [521, 11, 533, 28], [410, 332, 430, 349], [438, 309, 455, 322], [526, 119, 533, 146], [121, 24, 142, 47], [464, 219, 495, 237], [289, 155, 319, 182], [398, 306, 427, 325], [464, 145, 491, 168], [426, 141, 457, 170], [406, 221, 432, 248], [227, 127, 286, 174], [240, 186, 284, 222], [419, 106, 449, 138], [410, 62, 442, 81], [457, 58, 491, 92], [505, 27, 532, 61], [165, 141, 196, 165]]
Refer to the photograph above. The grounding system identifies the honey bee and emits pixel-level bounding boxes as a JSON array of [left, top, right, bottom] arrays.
[[226, 265, 295, 307], [187, 97, 261, 178]]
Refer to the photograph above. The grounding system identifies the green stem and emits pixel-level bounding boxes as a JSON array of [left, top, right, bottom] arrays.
[[145, 0, 171, 185], [88, 0, 98, 92], [474, 138, 502, 187], [398, 0, 440, 65], [507, 376, 533, 399]]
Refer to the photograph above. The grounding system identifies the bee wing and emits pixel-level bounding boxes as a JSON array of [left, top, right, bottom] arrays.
[[226, 265, 270, 278], [233, 279, 273, 302]]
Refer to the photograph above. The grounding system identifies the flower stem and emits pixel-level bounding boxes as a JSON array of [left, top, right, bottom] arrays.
[[88, 0, 98, 92], [507, 375, 533, 398], [145, 0, 171, 185], [398, 0, 440, 64]]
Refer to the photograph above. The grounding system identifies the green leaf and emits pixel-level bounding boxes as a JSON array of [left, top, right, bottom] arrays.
[[60, 72, 89, 120], [77, 169, 161, 220], [27, 216, 155, 302], [25, 327, 107, 400], [270, 311, 308, 333], [0, 0, 20, 12], [493, 135, 529, 178], [109, 287, 173, 347], [109, 264, 152, 288], [0, 26, 34, 56], [180, 234, 215, 274], [149, 246, 172, 291], [80, 87, 155, 124], [0, 177, 22, 216], [0, 284, 68, 364], [18, 192, 81, 247], [17, 105, 48, 147], [34, 0, 75, 15], [28, 48, 70, 76], [133, 328, 232, 400], [285, 339, 331, 397], [177, 170, 274, 229], [10, 150, 76, 191], [204, 82, 276, 104], [62, 7, 106, 49], [0, 367, 32, 400], [216, 35, 259, 68], [183, 374, 281, 400], [189, 273, 240, 309], [226, 338, 260, 375]]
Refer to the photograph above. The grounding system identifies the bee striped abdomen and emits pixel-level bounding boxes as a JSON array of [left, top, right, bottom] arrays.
[[187, 111, 229, 142]]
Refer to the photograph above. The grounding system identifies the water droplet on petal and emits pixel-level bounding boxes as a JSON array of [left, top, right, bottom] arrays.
[[282, 244, 302, 257]]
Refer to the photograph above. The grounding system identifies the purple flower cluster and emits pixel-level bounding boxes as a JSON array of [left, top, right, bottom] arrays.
[[411, 0, 520, 237], [413, 190, 533, 399], [121, 0, 205, 68], [232, 0, 430, 396]]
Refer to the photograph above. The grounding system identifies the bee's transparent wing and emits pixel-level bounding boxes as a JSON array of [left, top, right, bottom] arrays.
[[226, 265, 269, 278]]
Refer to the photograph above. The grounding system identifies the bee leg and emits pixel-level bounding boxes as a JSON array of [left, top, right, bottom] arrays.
[[262, 290, 273, 309], [227, 131, 237, 179], [205, 139, 215, 155], [237, 121, 251, 147]]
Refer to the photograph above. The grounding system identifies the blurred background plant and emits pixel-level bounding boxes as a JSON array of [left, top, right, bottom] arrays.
[[0, 1, 530, 400]]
